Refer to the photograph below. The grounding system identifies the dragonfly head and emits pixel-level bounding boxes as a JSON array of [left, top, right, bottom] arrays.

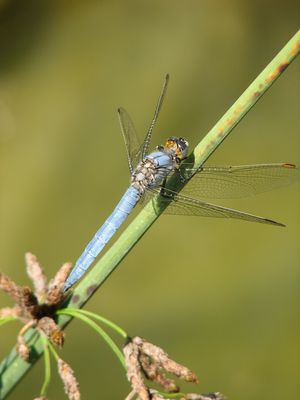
[[164, 136, 189, 161]]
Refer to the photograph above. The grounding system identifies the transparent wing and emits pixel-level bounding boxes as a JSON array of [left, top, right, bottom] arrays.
[[118, 107, 142, 173], [157, 189, 284, 227], [118, 74, 170, 172], [179, 163, 300, 199], [141, 74, 170, 159]]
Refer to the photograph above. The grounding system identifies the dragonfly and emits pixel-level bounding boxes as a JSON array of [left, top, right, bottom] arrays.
[[64, 75, 299, 291]]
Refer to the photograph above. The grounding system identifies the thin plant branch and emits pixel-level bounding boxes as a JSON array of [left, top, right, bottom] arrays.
[[56, 308, 128, 338], [0, 317, 17, 327], [58, 309, 126, 370], [40, 334, 51, 397]]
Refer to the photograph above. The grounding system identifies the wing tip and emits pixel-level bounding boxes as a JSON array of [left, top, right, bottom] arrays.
[[265, 218, 286, 227], [282, 163, 296, 169]]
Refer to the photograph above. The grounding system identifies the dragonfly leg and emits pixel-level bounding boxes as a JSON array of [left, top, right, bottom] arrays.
[[159, 167, 188, 198], [176, 167, 187, 183], [160, 177, 174, 199]]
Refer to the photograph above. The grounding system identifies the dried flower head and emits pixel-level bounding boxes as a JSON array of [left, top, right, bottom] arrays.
[[124, 337, 223, 400], [0, 306, 22, 319], [123, 339, 150, 400], [25, 253, 48, 302], [37, 316, 65, 347], [139, 353, 179, 392], [0, 272, 22, 302], [133, 336, 198, 383], [58, 358, 80, 400], [46, 262, 72, 306], [0, 253, 70, 353]]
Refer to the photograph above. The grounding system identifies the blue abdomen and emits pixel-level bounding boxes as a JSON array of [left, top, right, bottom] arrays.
[[64, 186, 141, 290]]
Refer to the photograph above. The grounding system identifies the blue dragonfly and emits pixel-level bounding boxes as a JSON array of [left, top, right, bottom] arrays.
[[64, 75, 299, 291]]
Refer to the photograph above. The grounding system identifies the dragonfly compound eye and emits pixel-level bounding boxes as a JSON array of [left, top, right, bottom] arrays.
[[177, 137, 189, 159], [165, 137, 189, 160]]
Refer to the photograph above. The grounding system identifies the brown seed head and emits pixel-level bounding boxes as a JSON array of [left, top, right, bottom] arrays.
[[139, 353, 179, 392], [133, 337, 198, 383], [25, 252, 48, 302], [0, 272, 22, 302], [0, 306, 23, 319], [57, 358, 80, 400], [37, 316, 64, 347], [123, 340, 150, 400], [46, 262, 72, 306]]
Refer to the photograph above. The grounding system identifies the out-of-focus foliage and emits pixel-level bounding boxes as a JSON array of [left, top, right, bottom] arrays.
[[0, 1, 299, 399]]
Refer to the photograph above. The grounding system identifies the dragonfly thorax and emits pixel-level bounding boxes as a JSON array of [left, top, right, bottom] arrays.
[[131, 150, 176, 194], [131, 158, 156, 194]]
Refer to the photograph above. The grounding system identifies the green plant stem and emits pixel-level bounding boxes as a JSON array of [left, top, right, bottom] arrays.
[[47, 340, 59, 361], [39, 334, 51, 396], [58, 309, 126, 370], [0, 29, 299, 399], [0, 317, 16, 327], [56, 308, 128, 339], [157, 391, 185, 399]]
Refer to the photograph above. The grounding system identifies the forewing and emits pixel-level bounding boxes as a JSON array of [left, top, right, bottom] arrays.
[[118, 107, 142, 173], [141, 74, 170, 159], [179, 163, 300, 199]]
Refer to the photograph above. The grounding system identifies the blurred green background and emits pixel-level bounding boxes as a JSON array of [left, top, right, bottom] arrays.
[[0, 1, 299, 399]]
